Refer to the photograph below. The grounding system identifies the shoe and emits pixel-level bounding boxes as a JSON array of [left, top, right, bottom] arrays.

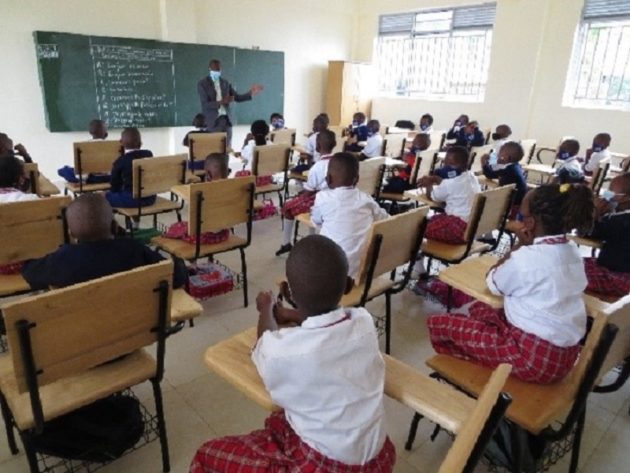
[[275, 244, 293, 256], [477, 237, 497, 246]]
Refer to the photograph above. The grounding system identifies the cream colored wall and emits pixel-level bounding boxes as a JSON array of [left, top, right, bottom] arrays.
[[0, 0, 354, 178], [354, 0, 630, 154]]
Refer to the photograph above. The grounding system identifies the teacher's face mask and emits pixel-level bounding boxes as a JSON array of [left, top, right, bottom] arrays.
[[209, 70, 221, 81]]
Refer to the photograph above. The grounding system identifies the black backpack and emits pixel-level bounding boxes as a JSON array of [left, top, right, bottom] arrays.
[[32, 394, 144, 463]]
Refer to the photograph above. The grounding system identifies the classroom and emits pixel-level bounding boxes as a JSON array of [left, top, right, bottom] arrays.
[[0, 0, 628, 472]]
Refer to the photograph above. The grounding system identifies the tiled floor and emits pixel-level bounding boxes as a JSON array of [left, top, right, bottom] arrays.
[[0, 210, 628, 473]]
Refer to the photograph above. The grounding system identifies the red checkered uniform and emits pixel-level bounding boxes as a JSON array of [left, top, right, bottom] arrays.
[[427, 301, 581, 384], [189, 410, 396, 473], [425, 213, 467, 244], [164, 221, 230, 245], [281, 192, 317, 220], [0, 261, 23, 275], [584, 257, 630, 299]]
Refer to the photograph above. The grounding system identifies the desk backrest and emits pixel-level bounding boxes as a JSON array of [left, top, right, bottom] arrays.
[[465, 184, 515, 241], [22, 162, 41, 195], [2, 260, 173, 393], [358, 157, 386, 196], [188, 132, 227, 163], [596, 294, 630, 383], [520, 139, 537, 164], [590, 162, 610, 195], [131, 154, 187, 198], [328, 125, 346, 139], [428, 130, 446, 151], [383, 134, 406, 158], [0, 196, 71, 265], [187, 176, 255, 234], [417, 150, 438, 179], [252, 144, 291, 177], [73, 140, 122, 175], [357, 207, 429, 285], [269, 129, 296, 146], [470, 144, 493, 173]]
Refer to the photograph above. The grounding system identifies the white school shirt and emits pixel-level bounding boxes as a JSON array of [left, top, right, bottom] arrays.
[[311, 187, 388, 279], [213, 78, 227, 116], [584, 148, 611, 173], [430, 171, 481, 221], [362, 134, 383, 158], [419, 125, 433, 134], [0, 189, 39, 203], [486, 236, 587, 346], [304, 132, 321, 162], [240, 139, 271, 169], [252, 307, 387, 464], [303, 154, 332, 192], [555, 156, 583, 178]]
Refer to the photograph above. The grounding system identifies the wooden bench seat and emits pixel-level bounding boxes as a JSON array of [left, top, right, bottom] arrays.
[[152, 234, 248, 261], [114, 196, 182, 218], [171, 288, 203, 322], [0, 274, 30, 297], [421, 239, 491, 262]]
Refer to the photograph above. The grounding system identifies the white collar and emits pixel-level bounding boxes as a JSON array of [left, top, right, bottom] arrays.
[[301, 308, 350, 329]]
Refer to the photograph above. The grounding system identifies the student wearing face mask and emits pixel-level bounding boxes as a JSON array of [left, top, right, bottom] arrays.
[[270, 113, 286, 131], [445, 114, 469, 140], [419, 113, 433, 133], [483, 124, 512, 168], [583, 172, 630, 299], [344, 112, 369, 153], [197, 59, 264, 146], [583, 133, 612, 176], [358, 120, 383, 160], [453, 120, 485, 149], [553, 139, 584, 184]]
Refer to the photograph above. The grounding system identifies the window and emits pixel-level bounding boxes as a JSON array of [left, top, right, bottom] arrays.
[[564, 0, 630, 110], [375, 3, 496, 101]]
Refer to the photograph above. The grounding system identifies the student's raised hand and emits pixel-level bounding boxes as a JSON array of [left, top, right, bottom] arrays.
[[250, 84, 264, 96], [13, 143, 28, 156]]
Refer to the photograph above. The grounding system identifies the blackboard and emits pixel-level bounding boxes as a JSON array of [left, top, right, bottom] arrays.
[[33, 31, 284, 132]]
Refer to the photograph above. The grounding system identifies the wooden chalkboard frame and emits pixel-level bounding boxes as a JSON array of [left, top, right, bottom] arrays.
[[34, 31, 284, 132]]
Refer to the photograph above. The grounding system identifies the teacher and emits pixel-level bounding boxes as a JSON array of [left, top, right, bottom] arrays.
[[197, 59, 263, 146]]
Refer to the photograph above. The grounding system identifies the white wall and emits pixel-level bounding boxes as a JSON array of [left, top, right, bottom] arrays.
[[0, 0, 354, 178], [353, 0, 630, 153]]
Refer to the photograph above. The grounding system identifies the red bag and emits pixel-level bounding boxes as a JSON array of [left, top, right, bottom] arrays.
[[188, 262, 235, 300], [164, 221, 230, 245], [254, 199, 278, 221], [235, 170, 274, 187]]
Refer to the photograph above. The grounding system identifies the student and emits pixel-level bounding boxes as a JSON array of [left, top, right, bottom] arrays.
[[89, 118, 108, 140], [583, 132, 612, 176], [345, 112, 369, 152], [182, 113, 209, 147], [418, 146, 481, 244], [554, 138, 584, 184], [276, 130, 337, 256], [419, 113, 434, 133], [583, 172, 630, 298], [0, 155, 38, 203], [190, 235, 395, 472], [427, 184, 594, 383], [240, 119, 270, 169], [445, 114, 469, 140], [483, 124, 512, 167], [452, 120, 485, 148], [311, 153, 388, 280], [270, 112, 285, 130], [359, 120, 384, 160], [301, 114, 329, 164], [0, 132, 33, 163], [382, 133, 431, 194], [106, 127, 154, 209], [21, 193, 187, 290], [481, 141, 527, 217]]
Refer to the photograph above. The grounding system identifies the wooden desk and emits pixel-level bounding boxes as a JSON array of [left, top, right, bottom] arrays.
[[438, 255, 609, 314], [384, 157, 406, 168], [170, 184, 191, 201], [404, 189, 444, 208], [523, 163, 555, 176], [38, 175, 61, 196], [204, 327, 475, 433]]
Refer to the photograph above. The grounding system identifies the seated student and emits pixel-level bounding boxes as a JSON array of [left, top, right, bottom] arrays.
[[240, 119, 270, 169], [427, 184, 594, 384], [190, 235, 395, 473], [163, 153, 231, 245], [482, 124, 512, 167], [481, 141, 527, 218], [311, 153, 388, 280], [553, 138, 584, 184], [296, 114, 329, 171], [0, 132, 33, 163], [276, 130, 337, 256], [382, 133, 431, 194], [344, 112, 369, 152], [270, 112, 285, 131], [445, 114, 469, 140], [419, 113, 434, 133], [418, 146, 481, 244], [0, 155, 38, 203], [359, 120, 384, 161], [182, 113, 209, 147], [583, 173, 630, 299], [583, 132, 612, 176], [89, 118, 108, 140], [452, 120, 485, 149], [105, 127, 154, 209], [21, 193, 187, 290]]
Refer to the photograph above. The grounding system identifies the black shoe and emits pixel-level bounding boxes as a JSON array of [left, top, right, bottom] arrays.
[[477, 237, 497, 246], [275, 244, 293, 256]]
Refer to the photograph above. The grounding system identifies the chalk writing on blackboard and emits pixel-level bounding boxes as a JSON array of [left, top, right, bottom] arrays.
[[90, 44, 177, 128], [37, 44, 59, 59]]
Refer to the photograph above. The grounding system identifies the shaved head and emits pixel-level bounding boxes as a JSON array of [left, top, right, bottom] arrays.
[[66, 193, 114, 241]]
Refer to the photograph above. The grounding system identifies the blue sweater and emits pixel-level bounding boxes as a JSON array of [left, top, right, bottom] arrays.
[[110, 149, 153, 193], [482, 162, 527, 205]]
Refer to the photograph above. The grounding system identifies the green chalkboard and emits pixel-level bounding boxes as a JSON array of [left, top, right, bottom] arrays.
[[33, 31, 284, 132]]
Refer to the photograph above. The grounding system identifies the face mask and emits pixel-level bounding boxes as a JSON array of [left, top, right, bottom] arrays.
[[492, 132, 501, 141], [367, 130, 375, 137], [437, 166, 462, 179], [558, 151, 570, 160], [420, 123, 428, 131], [602, 189, 616, 202], [592, 144, 603, 153], [489, 150, 498, 166], [352, 120, 359, 128], [209, 70, 221, 81], [272, 119, 284, 130], [454, 121, 461, 127], [466, 134, 474, 141]]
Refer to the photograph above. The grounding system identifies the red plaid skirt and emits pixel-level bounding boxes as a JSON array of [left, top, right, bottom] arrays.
[[0, 261, 23, 275], [427, 302, 581, 384], [164, 221, 230, 245], [425, 214, 467, 244], [189, 410, 396, 473], [584, 257, 630, 299], [282, 193, 316, 219]]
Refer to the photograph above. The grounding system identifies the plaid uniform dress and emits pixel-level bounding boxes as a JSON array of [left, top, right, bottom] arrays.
[[281, 193, 317, 220], [584, 257, 630, 298], [189, 410, 396, 473], [428, 301, 581, 384], [425, 213, 468, 244]]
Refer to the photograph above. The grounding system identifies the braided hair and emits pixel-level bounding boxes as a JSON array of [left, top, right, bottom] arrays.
[[528, 183, 594, 235]]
